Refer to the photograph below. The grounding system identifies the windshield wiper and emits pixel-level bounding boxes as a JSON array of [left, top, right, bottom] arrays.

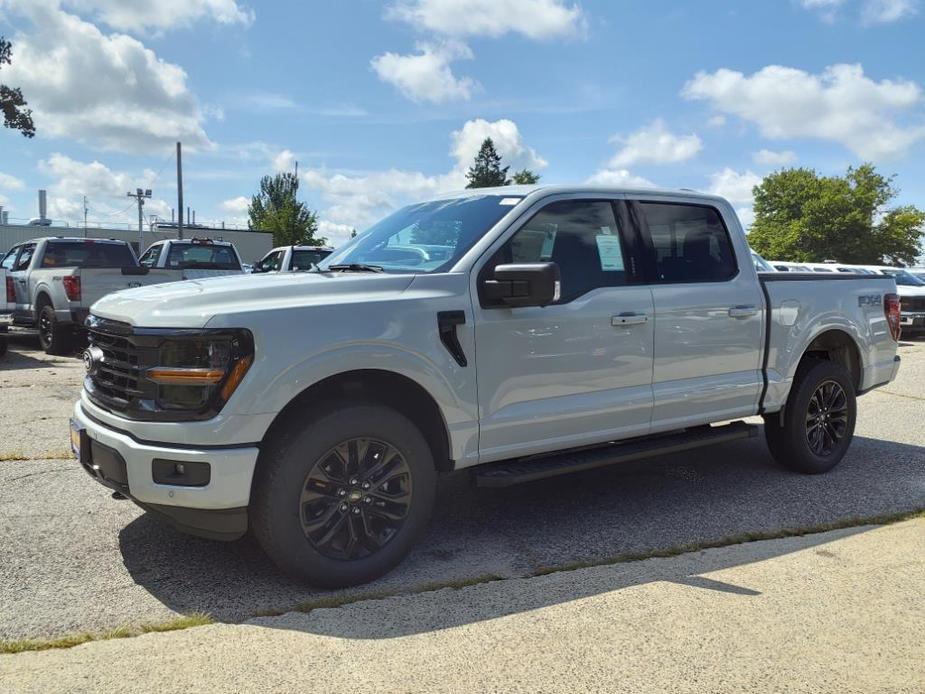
[[326, 263, 384, 273]]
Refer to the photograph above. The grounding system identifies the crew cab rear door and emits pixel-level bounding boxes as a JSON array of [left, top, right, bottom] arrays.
[[631, 199, 764, 430], [472, 196, 654, 462]]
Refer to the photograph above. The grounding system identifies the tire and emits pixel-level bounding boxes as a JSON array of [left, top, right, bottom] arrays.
[[0, 334, 7, 358], [251, 404, 437, 587], [764, 359, 857, 474], [37, 304, 74, 355]]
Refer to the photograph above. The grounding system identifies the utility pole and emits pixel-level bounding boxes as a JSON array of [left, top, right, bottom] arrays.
[[82, 195, 88, 237], [126, 187, 152, 254], [176, 141, 184, 240]]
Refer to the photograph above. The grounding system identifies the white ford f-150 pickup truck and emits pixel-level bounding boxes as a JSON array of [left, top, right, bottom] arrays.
[[138, 238, 245, 279], [70, 186, 901, 587], [2, 237, 181, 354]]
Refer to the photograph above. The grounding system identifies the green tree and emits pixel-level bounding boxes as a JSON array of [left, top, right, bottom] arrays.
[[248, 173, 325, 247], [748, 164, 924, 265], [1, 37, 35, 138], [511, 169, 540, 185], [465, 138, 510, 188]]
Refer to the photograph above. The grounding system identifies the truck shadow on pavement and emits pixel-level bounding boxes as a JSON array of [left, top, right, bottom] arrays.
[[118, 432, 925, 637]]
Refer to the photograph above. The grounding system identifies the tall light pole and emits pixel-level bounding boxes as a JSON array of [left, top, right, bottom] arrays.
[[176, 141, 184, 240], [83, 195, 88, 237], [127, 188, 152, 254]]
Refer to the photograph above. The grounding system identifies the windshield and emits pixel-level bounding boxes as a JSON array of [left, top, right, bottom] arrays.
[[41, 241, 136, 268], [883, 269, 925, 286], [166, 244, 240, 270], [317, 195, 521, 274]]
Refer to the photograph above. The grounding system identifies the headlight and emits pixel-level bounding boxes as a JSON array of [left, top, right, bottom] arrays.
[[145, 330, 254, 413]]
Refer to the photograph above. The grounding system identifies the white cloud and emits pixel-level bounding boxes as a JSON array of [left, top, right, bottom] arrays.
[[371, 41, 477, 103], [302, 118, 544, 230], [799, 0, 845, 21], [0, 172, 26, 190], [39, 153, 171, 222], [220, 196, 250, 215], [708, 168, 762, 228], [708, 168, 762, 206], [273, 149, 297, 173], [450, 118, 547, 171], [752, 149, 798, 166], [683, 63, 925, 160], [61, 0, 253, 33], [386, 0, 585, 39], [608, 119, 703, 167], [707, 114, 727, 128], [1, 1, 210, 153], [585, 169, 656, 188], [861, 0, 918, 23], [318, 220, 356, 247]]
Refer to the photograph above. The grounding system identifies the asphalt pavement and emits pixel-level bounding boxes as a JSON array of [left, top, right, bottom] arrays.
[[1, 334, 924, 642], [3, 518, 924, 693]]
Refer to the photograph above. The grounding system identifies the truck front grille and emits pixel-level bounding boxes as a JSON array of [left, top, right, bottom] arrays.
[[902, 297, 925, 313], [85, 316, 154, 416]]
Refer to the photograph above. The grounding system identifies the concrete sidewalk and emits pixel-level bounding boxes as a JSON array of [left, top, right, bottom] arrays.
[[3, 518, 924, 694]]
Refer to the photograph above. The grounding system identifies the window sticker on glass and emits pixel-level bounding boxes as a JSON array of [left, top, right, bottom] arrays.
[[499, 197, 522, 206], [596, 235, 625, 271]]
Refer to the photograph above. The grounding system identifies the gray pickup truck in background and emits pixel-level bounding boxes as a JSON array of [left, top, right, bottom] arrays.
[[1, 237, 178, 354], [73, 185, 902, 588]]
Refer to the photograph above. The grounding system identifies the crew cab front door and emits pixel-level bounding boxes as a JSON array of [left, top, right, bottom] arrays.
[[472, 197, 654, 463]]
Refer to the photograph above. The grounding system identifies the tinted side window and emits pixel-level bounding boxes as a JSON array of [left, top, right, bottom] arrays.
[[492, 200, 630, 303], [13, 244, 35, 271], [1, 247, 19, 270], [639, 203, 736, 283]]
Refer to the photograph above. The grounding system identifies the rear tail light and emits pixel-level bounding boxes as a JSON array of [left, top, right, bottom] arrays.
[[62, 275, 81, 301], [884, 293, 901, 341], [5, 276, 14, 303]]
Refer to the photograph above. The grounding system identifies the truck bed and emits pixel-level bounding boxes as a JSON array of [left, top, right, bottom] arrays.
[[758, 272, 898, 413]]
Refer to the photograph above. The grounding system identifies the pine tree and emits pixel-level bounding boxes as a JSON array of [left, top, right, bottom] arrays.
[[465, 138, 510, 188], [511, 169, 540, 185]]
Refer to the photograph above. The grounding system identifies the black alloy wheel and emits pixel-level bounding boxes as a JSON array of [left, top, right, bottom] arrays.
[[805, 380, 849, 457], [299, 437, 413, 560]]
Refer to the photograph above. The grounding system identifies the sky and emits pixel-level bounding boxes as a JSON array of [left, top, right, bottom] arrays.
[[0, 0, 923, 247]]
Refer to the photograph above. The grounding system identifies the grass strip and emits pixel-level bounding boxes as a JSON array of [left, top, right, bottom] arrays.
[[0, 614, 212, 655], [0, 450, 73, 462], [531, 507, 925, 576]]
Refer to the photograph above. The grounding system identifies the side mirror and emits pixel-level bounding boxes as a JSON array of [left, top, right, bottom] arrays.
[[482, 262, 560, 308]]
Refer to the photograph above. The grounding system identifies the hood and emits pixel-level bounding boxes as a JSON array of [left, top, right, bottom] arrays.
[[897, 285, 925, 298], [90, 271, 417, 328]]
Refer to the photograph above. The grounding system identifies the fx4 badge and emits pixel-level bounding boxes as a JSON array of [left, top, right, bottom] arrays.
[[858, 294, 882, 307]]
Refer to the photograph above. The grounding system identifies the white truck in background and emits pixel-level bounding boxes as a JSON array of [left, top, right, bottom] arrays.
[[138, 238, 245, 279], [252, 245, 334, 273]]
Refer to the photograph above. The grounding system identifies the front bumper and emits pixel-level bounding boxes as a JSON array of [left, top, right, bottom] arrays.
[[72, 400, 258, 540], [900, 312, 925, 332]]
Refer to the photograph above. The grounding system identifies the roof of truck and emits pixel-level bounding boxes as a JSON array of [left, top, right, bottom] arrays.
[[16, 237, 131, 246], [425, 184, 729, 205]]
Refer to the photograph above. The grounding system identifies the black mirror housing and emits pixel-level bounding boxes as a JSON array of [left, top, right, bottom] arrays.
[[483, 262, 560, 308]]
